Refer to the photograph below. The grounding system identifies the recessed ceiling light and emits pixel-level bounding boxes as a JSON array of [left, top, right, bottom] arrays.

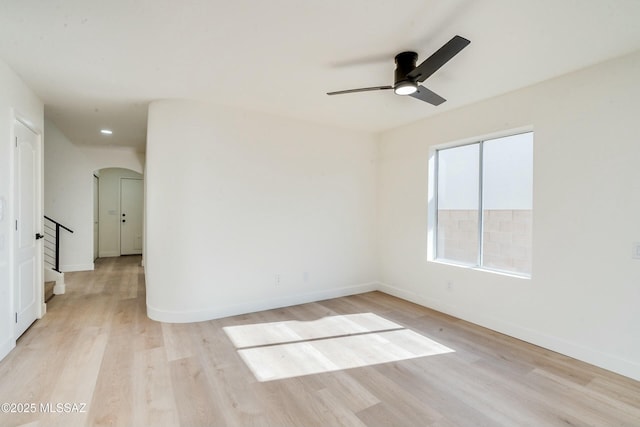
[[100, 129, 113, 135]]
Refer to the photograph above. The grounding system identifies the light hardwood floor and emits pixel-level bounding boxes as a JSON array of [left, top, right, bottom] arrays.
[[1, 256, 639, 426]]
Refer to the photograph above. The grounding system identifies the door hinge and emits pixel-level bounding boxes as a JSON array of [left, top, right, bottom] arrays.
[[15, 313, 17, 323], [15, 220, 18, 231], [15, 137, 17, 147]]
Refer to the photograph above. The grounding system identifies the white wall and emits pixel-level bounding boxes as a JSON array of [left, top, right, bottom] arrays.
[[0, 59, 43, 361], [377, 51, 640, 380], [43, 119, 144, 270], [80, 145, 145, 173], [98, 168, 143, 257], [146, 100, 378, 322], [44, 119, 94, 271]]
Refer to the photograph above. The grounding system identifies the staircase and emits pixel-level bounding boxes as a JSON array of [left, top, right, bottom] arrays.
[[43, 216, 73, 296], [44, 281, 55, 302], [44, 267, 65, 296]]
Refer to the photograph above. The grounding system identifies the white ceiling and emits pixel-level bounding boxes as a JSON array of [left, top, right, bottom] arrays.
[[1, 0, 640, 151]]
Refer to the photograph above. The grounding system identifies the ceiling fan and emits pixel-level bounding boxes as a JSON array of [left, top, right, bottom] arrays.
[[327, 35, 470, 106]]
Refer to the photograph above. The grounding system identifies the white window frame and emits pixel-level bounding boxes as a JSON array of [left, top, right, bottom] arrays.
[[427, 127, 533, 278]]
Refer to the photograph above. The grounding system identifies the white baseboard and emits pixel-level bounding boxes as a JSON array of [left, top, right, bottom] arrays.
[[147, 282, 378, 324], [60, 263, 94, 272], [377, 281, 640, 381]]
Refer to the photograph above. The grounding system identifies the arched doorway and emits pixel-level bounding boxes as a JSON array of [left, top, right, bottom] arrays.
[[94, 167, 144, 259]]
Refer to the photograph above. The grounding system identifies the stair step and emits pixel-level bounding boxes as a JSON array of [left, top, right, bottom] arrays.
[[45, 281, 55, 303]]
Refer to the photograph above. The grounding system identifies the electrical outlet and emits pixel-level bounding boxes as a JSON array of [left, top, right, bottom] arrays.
[[275, 274, 280, 286], [446, 281, 453, 291], [633, 242, 640, 260]]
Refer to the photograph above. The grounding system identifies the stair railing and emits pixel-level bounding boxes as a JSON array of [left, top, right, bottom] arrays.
[[44, 215, 74, 273]]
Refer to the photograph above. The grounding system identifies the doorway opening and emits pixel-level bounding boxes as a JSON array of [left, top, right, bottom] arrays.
[[94, 168, 144, 259]]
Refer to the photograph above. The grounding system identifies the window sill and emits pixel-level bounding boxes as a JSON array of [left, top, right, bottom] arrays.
[[428, 259, 531, 280]]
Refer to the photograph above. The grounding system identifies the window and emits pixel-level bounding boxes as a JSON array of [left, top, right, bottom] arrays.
[[433, 131, 533, 276]]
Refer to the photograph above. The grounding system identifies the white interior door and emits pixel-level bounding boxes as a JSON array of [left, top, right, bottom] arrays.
[[14, 119, 42, 338], [120, 178, 143, 255], [93, 175, 99, 260]]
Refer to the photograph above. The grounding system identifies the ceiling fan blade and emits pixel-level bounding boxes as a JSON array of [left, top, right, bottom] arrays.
[[327, 86, 393, 96], [407, 35, 470, 83], [409, 85, 446, 106]]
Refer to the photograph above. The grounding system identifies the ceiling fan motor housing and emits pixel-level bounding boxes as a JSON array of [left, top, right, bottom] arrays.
[[394, 51, 418, 86]]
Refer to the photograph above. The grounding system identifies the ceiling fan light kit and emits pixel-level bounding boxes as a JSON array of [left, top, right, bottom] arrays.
[[394, 81, 418, 95], [328, 35, 470, 106], [393, 51, 419, 95]]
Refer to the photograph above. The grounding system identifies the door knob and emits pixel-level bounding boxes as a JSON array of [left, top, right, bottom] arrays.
[[35, 233, 44, 240]]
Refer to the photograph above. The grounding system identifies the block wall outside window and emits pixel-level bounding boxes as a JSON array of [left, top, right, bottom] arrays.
[[482, 209, 532, 275], [436, 209, 478, 265], [437, 209, 532, 275]]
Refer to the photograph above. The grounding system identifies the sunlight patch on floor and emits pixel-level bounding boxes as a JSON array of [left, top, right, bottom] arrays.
[[223, 313, 455, 382]]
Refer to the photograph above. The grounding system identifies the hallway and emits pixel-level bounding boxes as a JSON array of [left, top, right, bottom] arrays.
[[0, 256, 147, 426]]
